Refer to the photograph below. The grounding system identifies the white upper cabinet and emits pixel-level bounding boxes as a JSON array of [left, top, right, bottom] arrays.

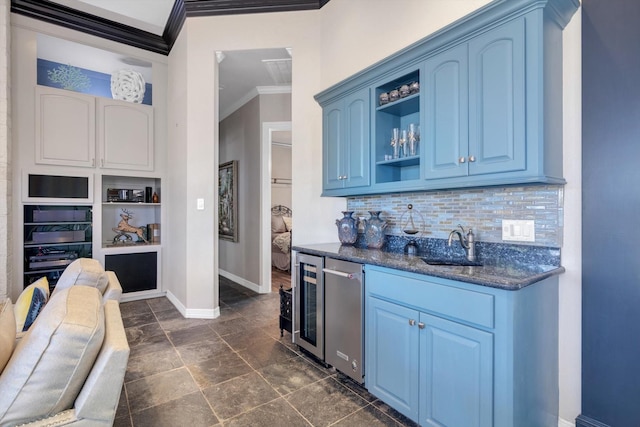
[[35, 86, 96, 167], [97, 99, 154, 171], [35, 86, 154, 171]]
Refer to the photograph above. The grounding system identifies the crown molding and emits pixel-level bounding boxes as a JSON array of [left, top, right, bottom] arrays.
[[11, 0, 171, 54], [10, 0, 331, 55]]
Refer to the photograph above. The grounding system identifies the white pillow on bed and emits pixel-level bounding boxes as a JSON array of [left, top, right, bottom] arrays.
[[282, 216, 292, 231], [273, 232, 291, 253]]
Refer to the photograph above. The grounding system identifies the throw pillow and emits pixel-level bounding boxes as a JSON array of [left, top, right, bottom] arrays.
[[14, 277, 49, 333], [271, 215, 287, 233], [0, 286, 105, 426], [273, 231, 291, 254], [52, 258, 108, 296], [283, 216, 293, 232], [0, 298, 16, 373]]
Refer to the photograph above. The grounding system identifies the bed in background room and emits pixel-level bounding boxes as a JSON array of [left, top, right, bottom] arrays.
[[271, 205, 292, 271]]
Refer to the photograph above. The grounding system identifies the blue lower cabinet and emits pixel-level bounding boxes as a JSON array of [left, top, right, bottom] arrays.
[[419, 313, 493, 427], [365, 265, 559, 427], [366, 297, 420, 421]]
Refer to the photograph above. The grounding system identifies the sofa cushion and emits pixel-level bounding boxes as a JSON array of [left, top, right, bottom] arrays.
[[0, 286, 105, 426], [14, 277, 49, 333], [0, 298, 16, 373], [53, 258, 109, 295]]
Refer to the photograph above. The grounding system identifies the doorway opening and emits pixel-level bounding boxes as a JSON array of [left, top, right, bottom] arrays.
[[217, 48, 292, 295]]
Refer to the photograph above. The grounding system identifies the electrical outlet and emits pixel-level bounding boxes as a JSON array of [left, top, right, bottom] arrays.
[[502, 220, 535, 242]]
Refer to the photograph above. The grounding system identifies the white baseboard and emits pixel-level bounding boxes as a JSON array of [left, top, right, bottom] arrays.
[[559, 417, 575, 427], [165, 290, 219, 319], [219, 269, 262, 293]]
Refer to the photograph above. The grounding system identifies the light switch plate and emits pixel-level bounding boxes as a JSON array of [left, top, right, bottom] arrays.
[[502, 220, 535, 242], [196, 198, 205, 210]]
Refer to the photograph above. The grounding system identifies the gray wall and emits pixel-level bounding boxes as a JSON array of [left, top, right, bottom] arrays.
[[219, 93, 291, 287]]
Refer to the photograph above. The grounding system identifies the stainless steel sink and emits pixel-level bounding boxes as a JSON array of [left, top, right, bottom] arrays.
[[421, 257, 483, 267]]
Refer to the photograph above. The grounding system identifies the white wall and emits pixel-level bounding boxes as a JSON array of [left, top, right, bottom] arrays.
[[559, 7, 582, 425], [271, 144, 292, 208]]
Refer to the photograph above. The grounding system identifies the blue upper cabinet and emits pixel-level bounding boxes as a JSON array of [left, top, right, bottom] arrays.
[[468, 19, 526, 177], [321, 88, 370, 192], [423, 44, 469, 180], [315, 0, 579, 196]]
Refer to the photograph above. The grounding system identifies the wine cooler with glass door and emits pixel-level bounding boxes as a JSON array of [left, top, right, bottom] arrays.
[[293, 253, 324, 360]]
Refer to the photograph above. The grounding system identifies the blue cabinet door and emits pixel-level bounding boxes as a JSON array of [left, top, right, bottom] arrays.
[[468, 18, 526, 176], [423, 44, 469, 180], [344, 90, 370, 188], [419, 312, 494, 427], [366, 296, 420, 422], [323, 102, 343, 190], [322, 89, 370, 191]]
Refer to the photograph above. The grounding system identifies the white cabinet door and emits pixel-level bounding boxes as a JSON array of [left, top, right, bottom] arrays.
[[35, 86, 96, 168], [97, 99, 154, 171]]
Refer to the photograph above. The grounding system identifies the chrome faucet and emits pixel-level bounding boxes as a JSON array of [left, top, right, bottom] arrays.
[[448, 225, 476, 262]]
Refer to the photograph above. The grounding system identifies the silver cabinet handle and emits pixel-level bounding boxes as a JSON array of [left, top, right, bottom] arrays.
[[469, 156, 476, 162], [459, 157, 466, 163], [323, 268, 355, 280], [409, 319, 416, 326], [418, 322, 425, 329]]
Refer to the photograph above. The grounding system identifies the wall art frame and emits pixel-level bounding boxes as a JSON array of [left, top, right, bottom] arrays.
[[218, 160, 238, 242]]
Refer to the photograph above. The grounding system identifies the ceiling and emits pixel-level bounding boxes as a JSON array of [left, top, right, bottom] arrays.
[[13, 0, 320, 117], [11, 0, 331, 54]]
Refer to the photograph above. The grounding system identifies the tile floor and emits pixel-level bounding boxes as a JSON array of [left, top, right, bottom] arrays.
[[114, 275, 417, 427]]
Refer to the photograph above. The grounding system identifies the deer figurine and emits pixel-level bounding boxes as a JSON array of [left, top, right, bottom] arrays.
[[112, 209, 148, 243]]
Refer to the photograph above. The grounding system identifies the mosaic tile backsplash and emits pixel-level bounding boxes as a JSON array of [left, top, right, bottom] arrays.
[[346, 185, 563, 248]]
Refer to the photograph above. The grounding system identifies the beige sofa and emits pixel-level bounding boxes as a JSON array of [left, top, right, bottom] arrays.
[[0, 260, 128, 427]]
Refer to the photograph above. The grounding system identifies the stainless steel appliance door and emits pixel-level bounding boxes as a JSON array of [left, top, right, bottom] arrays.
[[293, 253, 324, 360], [324, 258, 364, 383]]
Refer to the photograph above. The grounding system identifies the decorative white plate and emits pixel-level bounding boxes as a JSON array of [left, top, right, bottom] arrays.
[[110, 69, 146, 103]]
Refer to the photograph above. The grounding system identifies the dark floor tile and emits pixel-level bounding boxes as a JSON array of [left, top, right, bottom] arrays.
[[208, 316, 258, 337], [167, 324, 218, 347], [286, 377, 367, 427], [125, 322, 165, 348], [332, 404, 403, 427], [236, 339, 299, 370], [127, 331, 174, 360], [155, 308, 214, 332], [130, 391, 219, 427], [187, 346, 253, 388], [258, 355, 328, 396], [371, 400, 420, 427], [122, 311, 157, 328], [222, 328, 275, 352], [175, 337, 229, 365], [113, 415, 133, 427], [145, 297, 178, 314], [202, 371, 279, 420], [119, 300, 153, 319], [126, 367, 200, 413], [126, 347, 183, 382], [335, 371, 377, 402], [225, 398, 311, 427]]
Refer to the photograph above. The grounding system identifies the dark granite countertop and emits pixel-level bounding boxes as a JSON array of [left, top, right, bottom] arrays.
[[292, 242, 564, 291]]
